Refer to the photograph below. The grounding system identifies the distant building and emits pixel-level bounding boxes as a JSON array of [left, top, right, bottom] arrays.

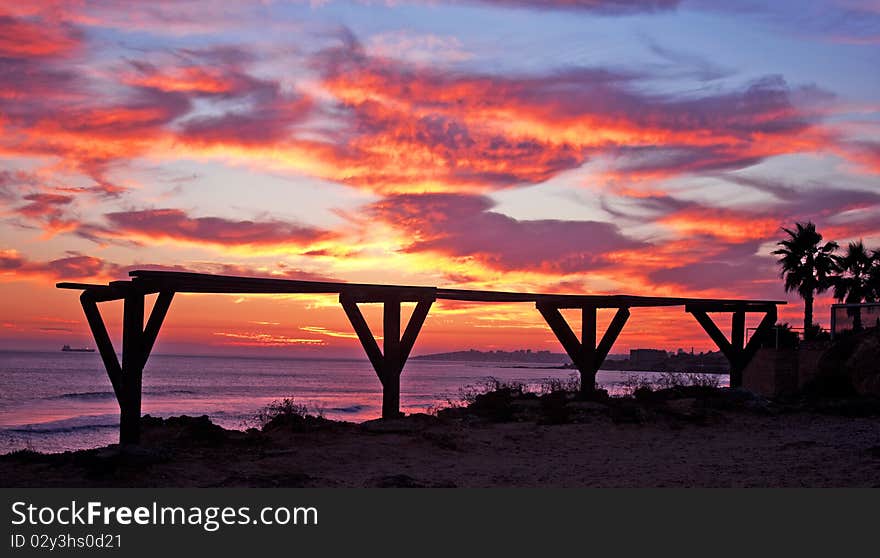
[[629, 349, 668, 367]]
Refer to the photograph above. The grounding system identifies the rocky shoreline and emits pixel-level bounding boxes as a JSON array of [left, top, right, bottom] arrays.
[[2, 386, 879, 487]]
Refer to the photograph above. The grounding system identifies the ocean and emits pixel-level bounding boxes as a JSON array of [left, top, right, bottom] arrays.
[[0, 351, 727, 454]]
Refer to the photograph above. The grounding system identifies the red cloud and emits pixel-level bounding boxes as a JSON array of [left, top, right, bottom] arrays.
[[99, 208, 333, 252], [17, 193, 73, 218], [308, 39, 834, 192], [0, 249, 338, 285], [0, 14, 81, 58], [0, 249, 117, 282]]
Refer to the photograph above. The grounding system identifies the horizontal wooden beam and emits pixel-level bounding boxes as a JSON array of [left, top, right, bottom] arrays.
[[684, 302, 779, 313], [56, 270, 788, 309], [59, 283, 129, 302]]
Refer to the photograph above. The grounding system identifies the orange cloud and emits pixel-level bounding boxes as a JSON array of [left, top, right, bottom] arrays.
[[212, 331, 326, 346], [659, 208, 782, 242]]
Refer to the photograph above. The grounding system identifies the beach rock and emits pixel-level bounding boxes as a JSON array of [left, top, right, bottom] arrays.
[[538, 391, 572, 424], [510, 399, 542, 417], [577, 388, 610, 403], [568, 401, 608, 413], [665, 398, 697, 415], [468, 387, 533, 422], [367, 474, 456, 488], [659, 398, 704, 424], [609, 400, 648, 424], [435, 406, 470, 420], [141, 414, 228, 446], [361, 415, 435, 434]]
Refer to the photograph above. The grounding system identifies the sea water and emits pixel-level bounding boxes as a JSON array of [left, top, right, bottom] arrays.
[[0, 351, 727, 453]]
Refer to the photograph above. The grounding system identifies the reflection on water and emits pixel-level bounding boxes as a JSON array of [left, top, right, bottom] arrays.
[[0, 351, 726, 453]]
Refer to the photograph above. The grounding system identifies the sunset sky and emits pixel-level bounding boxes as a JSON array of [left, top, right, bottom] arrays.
[[1, 0, 879, 357]]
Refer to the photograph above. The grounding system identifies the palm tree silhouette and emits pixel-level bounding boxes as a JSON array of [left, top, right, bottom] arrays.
[[772, 222, 838, 339], [832, 240, 875, 331], [870, 248, 880, 303]]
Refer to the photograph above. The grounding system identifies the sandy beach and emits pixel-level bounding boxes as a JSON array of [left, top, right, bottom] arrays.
[[3, 388, 879, 488]]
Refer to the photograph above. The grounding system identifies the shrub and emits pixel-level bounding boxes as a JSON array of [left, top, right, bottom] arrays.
[[539, 373, 580, 394], [253, 397, 310, 430]]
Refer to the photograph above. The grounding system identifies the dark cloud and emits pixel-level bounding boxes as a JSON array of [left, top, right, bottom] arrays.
[[648, 240, 781, 296], [367, 193, 645, 273], [101, 208, 332, 249], [468, 0, 680, 14]]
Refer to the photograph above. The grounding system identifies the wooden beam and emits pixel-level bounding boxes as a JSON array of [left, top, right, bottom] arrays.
[[142, 291, 174, 366], [120, 293, 145, 445], [731, 310, 745, 353], [382, 298, 402, 418], [400, 297, 434, 364], [594, 307, 630, 369], [339, 295, 383, 376], [536, 303, 582, 366], [689, 310, 736, 363], [685, 302, 777, 314], [80, 292, 122, 401]]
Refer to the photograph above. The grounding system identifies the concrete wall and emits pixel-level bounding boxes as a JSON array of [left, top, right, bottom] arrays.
[[743, 348, 798, 397], [743, 343, 831, 397]]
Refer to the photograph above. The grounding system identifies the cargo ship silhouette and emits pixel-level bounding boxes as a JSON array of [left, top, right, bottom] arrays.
[[61, 344, 95, 353]]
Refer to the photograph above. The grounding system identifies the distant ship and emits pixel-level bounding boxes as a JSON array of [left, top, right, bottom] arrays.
[[61, 344, 95, 353]]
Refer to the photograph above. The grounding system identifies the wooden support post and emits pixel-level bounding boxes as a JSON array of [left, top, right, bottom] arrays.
[[537, 304, 629, 396], [730, 310, 746, 387], [382, 298, 401, 418], [340, 293, 434, 419], [581, 307, 597, 393], [120, 292, 144, 445]]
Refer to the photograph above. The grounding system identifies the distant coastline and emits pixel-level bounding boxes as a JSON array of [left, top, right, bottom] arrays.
[[414, 348, 730, 373], [412, 349, 571, 364]]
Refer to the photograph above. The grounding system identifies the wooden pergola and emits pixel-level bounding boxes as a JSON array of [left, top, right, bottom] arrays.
[[58, 270, 784, 444]]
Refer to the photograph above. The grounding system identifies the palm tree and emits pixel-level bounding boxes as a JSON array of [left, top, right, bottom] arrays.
[[832, 240, 874, 330], [772, 222, 838, 339], [869, 249, 880, 302]]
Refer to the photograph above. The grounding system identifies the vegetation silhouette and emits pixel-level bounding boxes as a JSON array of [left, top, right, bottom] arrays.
[[774, 222, 880, 336], [832, 240, 876, 331], [772, 221, 838, 339]]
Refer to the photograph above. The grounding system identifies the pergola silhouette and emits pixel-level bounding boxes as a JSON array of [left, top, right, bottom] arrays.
[[59, 270, 783, 444]]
